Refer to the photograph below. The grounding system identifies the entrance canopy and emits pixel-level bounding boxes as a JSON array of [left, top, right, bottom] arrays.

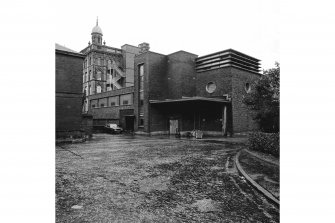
[[149, 96, 231, 104]]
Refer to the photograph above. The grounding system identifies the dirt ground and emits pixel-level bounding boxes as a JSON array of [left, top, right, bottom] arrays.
[[56, 134, 279, 222], [239, 150, 280, 199]]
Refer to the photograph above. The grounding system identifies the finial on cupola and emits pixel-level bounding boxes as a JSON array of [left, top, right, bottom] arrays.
[[96, 16, 98, 26]]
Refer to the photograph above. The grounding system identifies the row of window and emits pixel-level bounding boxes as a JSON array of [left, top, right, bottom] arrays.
[[83, 70, 110, 83], [83, 57, 115, 69], [90, 94, 133, 108]]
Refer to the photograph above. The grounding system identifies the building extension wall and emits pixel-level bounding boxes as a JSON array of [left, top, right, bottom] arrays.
[[231, 67, 260, 132], [134, 51, 167, 133], [122, 44, 141, 87], [166, 51, 198, 99], [87, 86, 134, 129], [56, 50, 85, 138]]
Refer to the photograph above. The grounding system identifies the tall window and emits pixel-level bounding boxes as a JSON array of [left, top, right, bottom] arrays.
[[139, 64, 144, 91], [138, 64, 144, 113], [97, 86, 101, 93], [97, 71, 101, 80], [140, 91, 144, 107], [89, 57, 91, 65], [89, 70, 92, 80]]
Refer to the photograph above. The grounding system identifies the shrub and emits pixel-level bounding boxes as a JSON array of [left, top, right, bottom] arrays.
[[248, 132, 279, 157]]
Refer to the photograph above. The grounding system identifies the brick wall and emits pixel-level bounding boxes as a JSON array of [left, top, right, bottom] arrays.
[[166, 51, 197, 99], [55, 51, 84, 138], [231, 67, 260, 133], [134, 52, 168, 132], [56, 52, 83, 94], [196, 67, 233, 98]]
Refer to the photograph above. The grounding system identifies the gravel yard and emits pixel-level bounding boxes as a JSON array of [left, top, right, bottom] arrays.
[[56, 134, 279, 222]]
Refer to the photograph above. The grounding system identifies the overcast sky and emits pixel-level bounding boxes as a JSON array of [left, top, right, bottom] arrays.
[[55, 0, 279, 70]]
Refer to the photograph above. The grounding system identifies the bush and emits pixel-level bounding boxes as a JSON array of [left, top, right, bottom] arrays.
[[248, 132, 279, 157]]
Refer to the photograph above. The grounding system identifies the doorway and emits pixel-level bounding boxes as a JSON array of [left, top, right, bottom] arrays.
[[125, 116, 135, 132]]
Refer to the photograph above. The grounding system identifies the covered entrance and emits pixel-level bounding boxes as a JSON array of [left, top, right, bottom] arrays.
[[149, 97, 232, 136]]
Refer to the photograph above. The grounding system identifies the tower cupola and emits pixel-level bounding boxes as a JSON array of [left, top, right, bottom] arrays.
[[91, 17, 103, 45]]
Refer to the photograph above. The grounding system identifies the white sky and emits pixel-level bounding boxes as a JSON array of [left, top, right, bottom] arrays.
[[55, 0, 279, 70]]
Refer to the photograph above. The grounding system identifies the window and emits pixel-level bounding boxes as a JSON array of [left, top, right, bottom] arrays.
[[140, 91, 144, 106], [89, 86, 92, 95], [92, 104, 95, 108], [206, 82, 216, 93], [109, 96, 119, 106], [245, 83, 251, 93], [89, 57, 91, 65], [89, 70, 92, 80], [139, 64, 144, 91], [97, 58, 100, 65], [139, 64, 144, 76], [139, 76, 144, 90], [97, 86, 101, 93], [100, 103, 104, 107], [97, 71, 101, 80], [120, 94, 132, 105]]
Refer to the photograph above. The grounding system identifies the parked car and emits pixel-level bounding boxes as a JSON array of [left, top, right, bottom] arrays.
[[104, 123, 123, 134]]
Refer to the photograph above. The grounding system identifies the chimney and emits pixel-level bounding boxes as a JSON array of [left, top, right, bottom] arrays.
[[138, 42, 150, 53]]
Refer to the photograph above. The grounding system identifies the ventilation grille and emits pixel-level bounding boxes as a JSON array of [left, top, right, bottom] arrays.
[[196, 49, 260, 73]]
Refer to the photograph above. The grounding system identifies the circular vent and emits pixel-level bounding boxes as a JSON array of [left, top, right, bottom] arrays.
[[206, 82, 216, 93]]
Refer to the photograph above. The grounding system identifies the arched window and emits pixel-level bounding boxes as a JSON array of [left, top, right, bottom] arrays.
[[97, 86, 101, 93], [89, 70, 92, 80], [89, 57, 91, 65]]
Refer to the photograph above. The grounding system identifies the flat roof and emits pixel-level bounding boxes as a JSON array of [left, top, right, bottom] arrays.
[[149, 97, 231, 104]]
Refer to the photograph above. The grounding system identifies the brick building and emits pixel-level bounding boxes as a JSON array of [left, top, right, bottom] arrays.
[[82, 20, 261, 136], [133, 49, 260, 136], [56, 43, 86, 138]]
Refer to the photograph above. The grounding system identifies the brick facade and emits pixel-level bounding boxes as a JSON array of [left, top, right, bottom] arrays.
[[78, 22, 261, 136], [55, 45, 86, 138]]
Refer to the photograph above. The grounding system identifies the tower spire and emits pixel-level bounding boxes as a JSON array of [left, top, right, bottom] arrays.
[[96, 16, 98, 26]]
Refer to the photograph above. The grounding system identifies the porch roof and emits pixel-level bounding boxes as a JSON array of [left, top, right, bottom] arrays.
[[149, 96, 231, 104]]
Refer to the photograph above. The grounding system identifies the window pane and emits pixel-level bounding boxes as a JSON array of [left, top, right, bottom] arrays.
[[139, 64, 144, 76]]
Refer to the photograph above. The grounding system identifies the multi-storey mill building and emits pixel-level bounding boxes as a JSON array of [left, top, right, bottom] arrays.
[[81, 18, 144, 113]]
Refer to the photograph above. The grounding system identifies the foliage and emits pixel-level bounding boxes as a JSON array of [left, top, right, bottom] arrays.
[[243, 62, 280, 133], [248, 132, 279, 157]]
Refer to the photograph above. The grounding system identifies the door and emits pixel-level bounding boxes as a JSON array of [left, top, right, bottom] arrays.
[[169, 119, 179, 134], [125, 116, 135, 131]]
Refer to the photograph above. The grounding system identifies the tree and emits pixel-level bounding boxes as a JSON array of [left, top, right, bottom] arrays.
[[243, 62, 280, 133]]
